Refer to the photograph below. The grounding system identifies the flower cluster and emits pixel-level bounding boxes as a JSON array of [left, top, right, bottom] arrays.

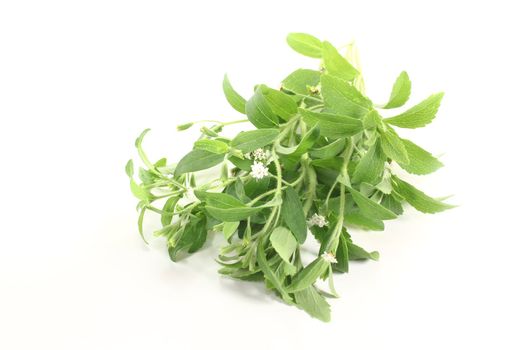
[[250, 161, 269, 180], [321, 251, 338, 264], [307, 213, 329, 228]]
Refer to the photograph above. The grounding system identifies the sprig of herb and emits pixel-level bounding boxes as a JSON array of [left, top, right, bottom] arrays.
[[125, 33, 454, 322]]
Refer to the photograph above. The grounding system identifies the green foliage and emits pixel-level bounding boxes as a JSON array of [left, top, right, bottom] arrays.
[[222, 75, 246, 114], [383, 71, 411, 109], [126, 33, 453, 322]]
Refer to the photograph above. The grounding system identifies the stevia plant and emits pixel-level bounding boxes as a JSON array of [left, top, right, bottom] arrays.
[[125, 33, 454, 322]]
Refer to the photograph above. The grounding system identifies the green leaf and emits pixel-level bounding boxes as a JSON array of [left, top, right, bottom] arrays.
[[294, 286, 331, 322], [206, 206, 262, 222], [125, 159, 134, 178], [286, 33, 323, 58], [299, 108, 362, 138], [352, 140, 385, 184], [282, 187, 307, 244], [281, 69, 321, 95], [363, 110, 383, 130], [130, 180, 151, 201], [135, 128, 155, 170], [188, 218, 208, 253], [223, 75, 246, 114], [380, 129, 409, 165], [349, 188, 397, 220], [245, 86, 280, 129], [176, 122, 194, 131], [320, 75, 371, 117], [393, 177, 455, 213], [223, 221, 239, 241], [383, 71, 411, 109], [168, 216, 208, 260], [228, 155, 252, 171], [270, 227, 297, 262], [311, 157, 343, 171], [310, 138, 346, 159], [287, 257, 330, 293], [161, 196, 179, 226], [231, 128, 279, 153], [174, 149, 224, 175], [256, 238, 293, 303], [137, 205, 148, 244], [399, 139, 443, 175], [321, 41, 359, 81], [385, 93, 444, 128], [334, 235, 349, 273], [381, 194, 404, 215], [347, 241, 380, 261], [194, 191, 246, 208], [199, 191, 280, 221], [260, 85, 297, 121], [277, 124, 320, 167], [193, 139, 229, 154], [344, 212, 384, 231]]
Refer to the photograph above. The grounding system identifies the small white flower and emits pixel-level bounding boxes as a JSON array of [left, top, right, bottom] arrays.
[[321, 251, 338, 264], [250, 161, 269, 180], [251, 148, 267, 161], [307, 213, 329, 228]]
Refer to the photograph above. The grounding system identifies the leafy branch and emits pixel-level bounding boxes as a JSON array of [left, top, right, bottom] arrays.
[[125, 33, 454, 322]]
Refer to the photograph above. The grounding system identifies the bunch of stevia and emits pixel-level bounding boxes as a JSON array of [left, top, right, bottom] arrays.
[[125, 33, 454, 322]]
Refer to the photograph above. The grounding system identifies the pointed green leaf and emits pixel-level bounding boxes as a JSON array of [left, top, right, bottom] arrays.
[[349, 188, 397, 220], [174, 149, 224, 175], [380, 129, 409, 165], [231, 128, 279, 153], [299, 108, 362, 137], [277, 124, 320, 166], [137, 205, 148, 244], [223, 75, 246, 114], [260, 85, 297, 121], [385, 93, 444, 128], [294, 286, 331, 322], [381, 194, 404, 215], [281, 69, 321, 95], [393, 177, 455, 213], [347, 241, 380, 261], [353, 140, 385, 184], [287, 257, 330, 293], [194, 191, 246, 208], [161, 196, 179, 226], [193, 139, 229, 154], [334, 235, 349, 273], [270, 227, 297, 262], [322, 41, 359, 81], [282, 187, 307, 244], [310, 138, 346, 159], [125, 159, 134, 178], [399, 139, 444, 175], [130, 180, 151, 201], [320, 75, 371, 117], [245, 86, 280, 129], [383, 71, 411, 109], [206, 206, 262, 222], [223, 221, 239, 241], [286, 33, 323, 58], [344, 212, 384, 231], [256, 238, 293, 303]]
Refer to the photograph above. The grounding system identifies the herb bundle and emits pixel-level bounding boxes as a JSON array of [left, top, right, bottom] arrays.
[[125, 33, 453, 322]]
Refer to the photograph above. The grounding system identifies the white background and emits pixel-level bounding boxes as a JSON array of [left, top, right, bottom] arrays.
[[1, 1, 524, 349]]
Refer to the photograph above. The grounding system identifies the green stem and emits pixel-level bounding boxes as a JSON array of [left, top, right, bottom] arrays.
[[303, 166, 317, 215]]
